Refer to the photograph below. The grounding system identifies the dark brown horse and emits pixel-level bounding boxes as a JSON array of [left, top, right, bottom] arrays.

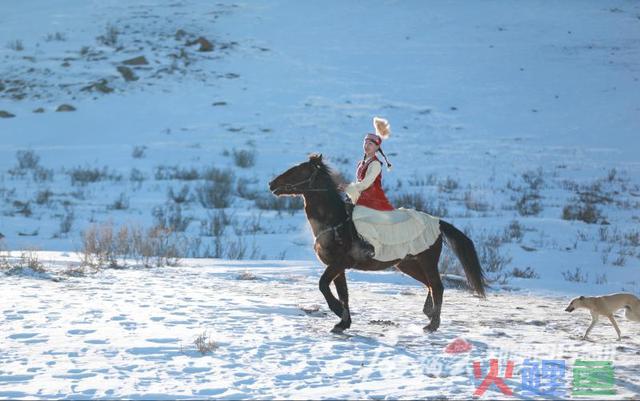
[[269, 154, 486, 333]]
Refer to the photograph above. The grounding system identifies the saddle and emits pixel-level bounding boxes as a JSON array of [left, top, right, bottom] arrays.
[[344, 200, 375, 261]]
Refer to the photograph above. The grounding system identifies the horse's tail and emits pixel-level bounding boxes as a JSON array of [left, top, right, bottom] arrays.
[[439, 220, 486, 298]]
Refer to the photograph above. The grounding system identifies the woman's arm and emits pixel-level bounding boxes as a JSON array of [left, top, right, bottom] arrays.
[[344, 161, 381, 203]]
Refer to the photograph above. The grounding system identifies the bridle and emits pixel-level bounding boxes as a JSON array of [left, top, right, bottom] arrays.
[[272, 163, 352, 246], [272, 165, 329, 193]]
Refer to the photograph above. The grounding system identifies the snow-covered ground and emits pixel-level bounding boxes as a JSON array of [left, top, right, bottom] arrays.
[[2, 255, 639, 399], [1, 0, 639, 398]]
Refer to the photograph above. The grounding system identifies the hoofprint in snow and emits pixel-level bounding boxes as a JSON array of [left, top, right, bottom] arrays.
[[1, 253, 639, 400]]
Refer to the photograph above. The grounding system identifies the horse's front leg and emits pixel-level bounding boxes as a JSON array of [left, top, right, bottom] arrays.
[[319, 265, 346, 330], [332, 272, 351, 332]]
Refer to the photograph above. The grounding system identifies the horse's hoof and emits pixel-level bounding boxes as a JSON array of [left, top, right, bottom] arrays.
[[331, 319, 351, 333], [423, 323, 440, 333]]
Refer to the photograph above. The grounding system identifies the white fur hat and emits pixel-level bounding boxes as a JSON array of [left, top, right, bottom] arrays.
[[373, 116, 391, 140]]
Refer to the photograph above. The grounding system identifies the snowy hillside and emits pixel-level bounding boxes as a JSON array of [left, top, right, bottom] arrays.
[[1, 0, 639, 399]]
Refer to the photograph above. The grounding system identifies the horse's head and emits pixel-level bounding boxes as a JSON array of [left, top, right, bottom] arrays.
[[269, 153, 327, 196]]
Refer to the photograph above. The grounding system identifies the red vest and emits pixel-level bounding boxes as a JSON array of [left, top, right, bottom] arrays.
[[355, 157, 394, 211]]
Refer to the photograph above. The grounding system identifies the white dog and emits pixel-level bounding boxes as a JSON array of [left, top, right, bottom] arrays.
[[565, 293, 640, 340]]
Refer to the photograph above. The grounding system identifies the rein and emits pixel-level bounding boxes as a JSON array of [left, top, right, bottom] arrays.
[[272, 167, 330, 193], [274, 164, 351, 245], [313, 217, 351, 247]]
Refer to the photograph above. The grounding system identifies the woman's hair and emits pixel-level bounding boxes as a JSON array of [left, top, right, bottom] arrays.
[[378, 148, 392, 170]]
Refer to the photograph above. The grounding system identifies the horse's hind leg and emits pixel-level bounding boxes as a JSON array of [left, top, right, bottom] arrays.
[[424, 289, 435, 319], [397, 258, 434, 325], [332, 272, 351, 332], [419, 238, 444, 333]]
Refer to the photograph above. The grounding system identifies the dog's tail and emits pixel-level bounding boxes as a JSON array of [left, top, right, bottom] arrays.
[[439, 220, 486, 298], [624, 304, 640, 322]]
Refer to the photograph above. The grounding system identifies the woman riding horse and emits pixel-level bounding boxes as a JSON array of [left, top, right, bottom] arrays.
[[269, 118, 486, 333], [338, 117, 442, 264]]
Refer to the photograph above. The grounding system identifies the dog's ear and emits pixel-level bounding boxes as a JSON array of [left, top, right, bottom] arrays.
[[579, 296, 585, 300]]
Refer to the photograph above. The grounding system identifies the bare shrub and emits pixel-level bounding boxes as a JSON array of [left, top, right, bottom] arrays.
[[562, 200, 603, 224], [189, 237, 223, 259], [226, 236, 247, 260], [32, 167, 54, 182], [16, 150, 40, 169], [152, 204, 190, 232], [132, 145, 147, 159], [35, 189, 53, 205], [236, 177, 259, 200], [480, 234, 512, 273], [7, 40, 24, 51], [45, 32, 66, 42], [511, 266, 539, 279], [193, 331, 218, 355], [61, 265, 88, 277], [502, 220, 524, 243], [191, 235, 261, 260], [228, 236, 262, 260], [71, 190, 86, 200], [238, 213, 264, 235], [137, 227, 186, 267], [2, 250, 46, 275], [464, 191, 490, 212], [144, 227, 188, 267], [392, 192, 448, 217], [438, 177, 459, 193], [601, 244, 613, 265], [561, 267, 588, 283], [81, 223, 116, 267], [199, 210, 232, 237], [515, 192, 542, 216], [408, 173, 437, 187], [577, 181, 613, 205], [13, 200, 32, 217], [69, 166, 122, 186], [7, 167, 27, 179], [625, 230, 640, 247], [97, 24, 119, 47], [255, 195, 303, 214], [154, 166, 200, 181], [130, 168, 146, 184], [561, 175, 617, 224], [81, 223, 186, 268], [232, 149, 256, 168], [612, 252, 626, 267], [201, 166, 235, 183], [59, 205, 75, 234], [522, 168, 544, 191], [168, 185, 191, 204], [197, 181, 233, 209], [109, 193, 130, 210], [595, 273, 608, 285]]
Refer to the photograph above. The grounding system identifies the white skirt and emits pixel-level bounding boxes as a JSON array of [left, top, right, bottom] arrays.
[[352, 205, 441, 262]]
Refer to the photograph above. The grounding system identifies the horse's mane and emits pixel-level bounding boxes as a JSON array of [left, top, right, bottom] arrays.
[[309, 154, 347, 214]]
